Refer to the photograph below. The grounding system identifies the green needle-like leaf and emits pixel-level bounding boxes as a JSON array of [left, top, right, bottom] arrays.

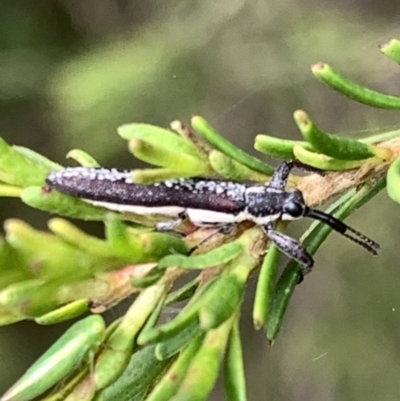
[[224, 315, 247, 401], [137, 279, 217, 345], [96, 345, 170, 401], [208, 150, 269, 181], [158, 241, 243, 270], [191, 115, 274, 175], [312, 62, 400, 109], [380, 39, 400, 65], [155, 319, 203, 360], [145, 335, 204, 401], [48, 218, 116, 258], [254, 134, 314, 160], [118, 123, 205, 160], [21, 186, 108, 221], [0, 184, 22, 197], [94, 283, 167, 390], [13, 146, 61, 171], [35, 299, 89, 325], [66, 149, 100, 167], [171, 316, 234, 401], [199, 274, 244, 330], [128, 138, 211, 175], [253, 235, 282, 330], [293, 144, 368, 170], [0, 138, 53, 186], [294, 110, 390, 161], [2, 315, 105, 401]]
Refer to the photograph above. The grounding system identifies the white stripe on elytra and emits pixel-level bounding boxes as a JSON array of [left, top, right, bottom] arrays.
[[83, 200, 185, 216], [84, 200, 282, 226], [185, 209, 280, 226]]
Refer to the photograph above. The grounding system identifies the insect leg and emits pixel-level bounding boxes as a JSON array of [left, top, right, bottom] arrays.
[[268, 161, 296, 189], [268, 160, 324, 190], [262, 223, 314, 280], [155, 211, 187, 232], [189, 223, 235, 255], [156, 219, 184, 232]]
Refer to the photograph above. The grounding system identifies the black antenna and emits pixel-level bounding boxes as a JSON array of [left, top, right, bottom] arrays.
[[305, 208, 380, 255]]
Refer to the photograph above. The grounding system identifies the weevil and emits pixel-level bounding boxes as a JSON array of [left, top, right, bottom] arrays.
[[46, 161, 379, 278]]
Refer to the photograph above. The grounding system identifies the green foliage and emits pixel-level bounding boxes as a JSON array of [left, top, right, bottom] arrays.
[[2, 39, 400, 401], [2, 316, 105, 401]]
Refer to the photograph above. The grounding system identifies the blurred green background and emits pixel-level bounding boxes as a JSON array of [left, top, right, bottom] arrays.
[[1, 1, 400, 400]]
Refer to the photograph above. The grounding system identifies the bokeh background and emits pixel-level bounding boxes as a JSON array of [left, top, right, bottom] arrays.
[[1, 1, 400, 400]]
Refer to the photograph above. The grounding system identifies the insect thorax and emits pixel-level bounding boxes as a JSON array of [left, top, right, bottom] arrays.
[[243, 186, 285, 224]]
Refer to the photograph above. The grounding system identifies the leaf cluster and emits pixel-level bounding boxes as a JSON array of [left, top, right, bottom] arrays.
[[2, 39, 400, 401]]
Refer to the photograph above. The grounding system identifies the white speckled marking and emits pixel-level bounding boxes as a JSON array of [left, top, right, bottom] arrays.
[[48, 167, 134, 184]]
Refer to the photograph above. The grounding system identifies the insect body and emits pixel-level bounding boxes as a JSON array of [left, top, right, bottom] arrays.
[[46, 162, 380, 277]]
